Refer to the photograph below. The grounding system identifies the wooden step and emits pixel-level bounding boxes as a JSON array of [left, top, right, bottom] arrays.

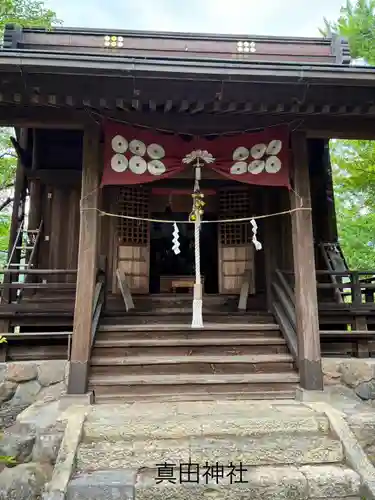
[[102, 311, 273, 318], [90, 372, 299, 386], [90, 353, 293, 366], [98, 322, 279, 332], [90, 379, 299, 401], [90, 353, 294, 375], [94, 389, 297, 403], [94, 336, 286, 348], [95, 329, 282, 341], [92, 343, 289, 357]]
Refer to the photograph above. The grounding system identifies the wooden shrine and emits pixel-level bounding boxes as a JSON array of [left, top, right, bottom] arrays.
[[0, 25, 375, 401]]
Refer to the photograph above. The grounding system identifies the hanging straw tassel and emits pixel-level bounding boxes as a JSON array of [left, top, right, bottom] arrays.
[[191, 163, 204, 329], [192, 216, 203, 328]]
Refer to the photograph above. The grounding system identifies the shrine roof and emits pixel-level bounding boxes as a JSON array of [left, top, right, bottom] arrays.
[[0, 25, 375, 137]]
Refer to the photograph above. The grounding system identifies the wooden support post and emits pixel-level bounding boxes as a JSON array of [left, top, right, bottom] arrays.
[[67, 124, 101, 395], [351, 272, 369, 357], [263, 190, 277, 312], [290, 132, 323, 391]]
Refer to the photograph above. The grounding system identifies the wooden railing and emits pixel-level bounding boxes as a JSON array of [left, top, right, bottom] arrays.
[[91, 270, 105, 348], [116, 268, 134, 312], [280, 270, 375, 309], [271, 270, 298, 364], [0, 269, 78, 304], [316, 270, 375, 308], [276, 269, 375, 357]]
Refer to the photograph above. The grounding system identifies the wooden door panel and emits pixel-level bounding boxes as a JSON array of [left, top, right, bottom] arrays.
[[219, 187, 255, 295], [114, 186, 150, 294]]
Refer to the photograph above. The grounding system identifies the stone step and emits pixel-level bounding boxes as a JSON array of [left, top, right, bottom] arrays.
[[76, 434, 343, 471], [82, 412, 329, 443], [66, 465, 362, 500]]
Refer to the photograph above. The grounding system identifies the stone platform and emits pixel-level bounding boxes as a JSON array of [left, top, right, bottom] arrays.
[[36, 398, 375, 500]]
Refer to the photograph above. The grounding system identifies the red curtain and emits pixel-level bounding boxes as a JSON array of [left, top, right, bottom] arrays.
[[102, 120, 290, 189], [197, 126, 290, 188]]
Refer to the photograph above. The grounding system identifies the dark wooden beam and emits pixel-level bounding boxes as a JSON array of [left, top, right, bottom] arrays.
[[290, 131, 323, 391], [67, 123, 100, 395], [1, 105, 375, 140], [27, 169, 82, 185]]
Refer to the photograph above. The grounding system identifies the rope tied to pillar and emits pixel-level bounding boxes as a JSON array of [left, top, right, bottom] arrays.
[[183, 150, 215, 328]]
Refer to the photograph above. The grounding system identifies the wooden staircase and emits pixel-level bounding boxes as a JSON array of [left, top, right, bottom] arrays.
[[89, 312, 299, 403]]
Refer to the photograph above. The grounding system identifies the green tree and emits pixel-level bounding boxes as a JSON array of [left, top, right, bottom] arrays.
[[0, 0, 60, 32], [322, 1, 375, 269], [0, 0, 60, 256], [321, 0, 375, 63], [330, 140, 375, 268], [0, 129, 16, 258]]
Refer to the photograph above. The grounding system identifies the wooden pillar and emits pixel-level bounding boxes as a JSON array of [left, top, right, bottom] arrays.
[[67, 124, 101, 395], [263, 190, 277, 312], [290, 132, 323, 391]]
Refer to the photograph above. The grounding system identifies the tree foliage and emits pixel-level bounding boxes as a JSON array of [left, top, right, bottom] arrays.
[[321, 0, 375, 63], [0, 0, 60, 32], [322, 1, 375, 269], [0, 129, 16, 256], [330, 140, 375, 268], [0, 0, 60, 256]]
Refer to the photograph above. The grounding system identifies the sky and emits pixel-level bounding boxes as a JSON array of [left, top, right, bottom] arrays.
[[43, 0, 347, 37]]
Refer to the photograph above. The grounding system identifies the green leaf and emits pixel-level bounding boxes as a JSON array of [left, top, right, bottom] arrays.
[[0, 455, 16, 465]]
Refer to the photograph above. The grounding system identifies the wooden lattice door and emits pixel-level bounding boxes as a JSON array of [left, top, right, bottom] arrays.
[[218, 187, 255, 294], [116, 186, 150, 294]]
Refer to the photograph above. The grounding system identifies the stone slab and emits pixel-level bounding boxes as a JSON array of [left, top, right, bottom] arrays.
[[135, 465, 309, 500], [83, 414, 329, 442], [76, 435, 343, 471], [66, 470, 136, 500], [86, 400, 317, 423], [306, 402, 375, 499], [299, 464, 361, 498], [59, 392, 93, 411], [44, 407, 88, 498]]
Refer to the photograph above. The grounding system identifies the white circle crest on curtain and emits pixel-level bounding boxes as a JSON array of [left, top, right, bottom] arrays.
[[248, 160, 265, 174], [148, 160, 166, 176], [250, 143, 266, 159], [129, 139, 146, 156], [111, 135, 128, 153], [230, 161, 248, 175], [111, 154, 128, 172], [266, 139, 282, 156], [147, 143, 165, 160], [232, 146, 249, 161], [265, 156, 282, 173], [129, 156, 147, 174]]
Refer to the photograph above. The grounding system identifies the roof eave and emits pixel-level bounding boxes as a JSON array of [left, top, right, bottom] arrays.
[[0, 50, 374, 86]]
